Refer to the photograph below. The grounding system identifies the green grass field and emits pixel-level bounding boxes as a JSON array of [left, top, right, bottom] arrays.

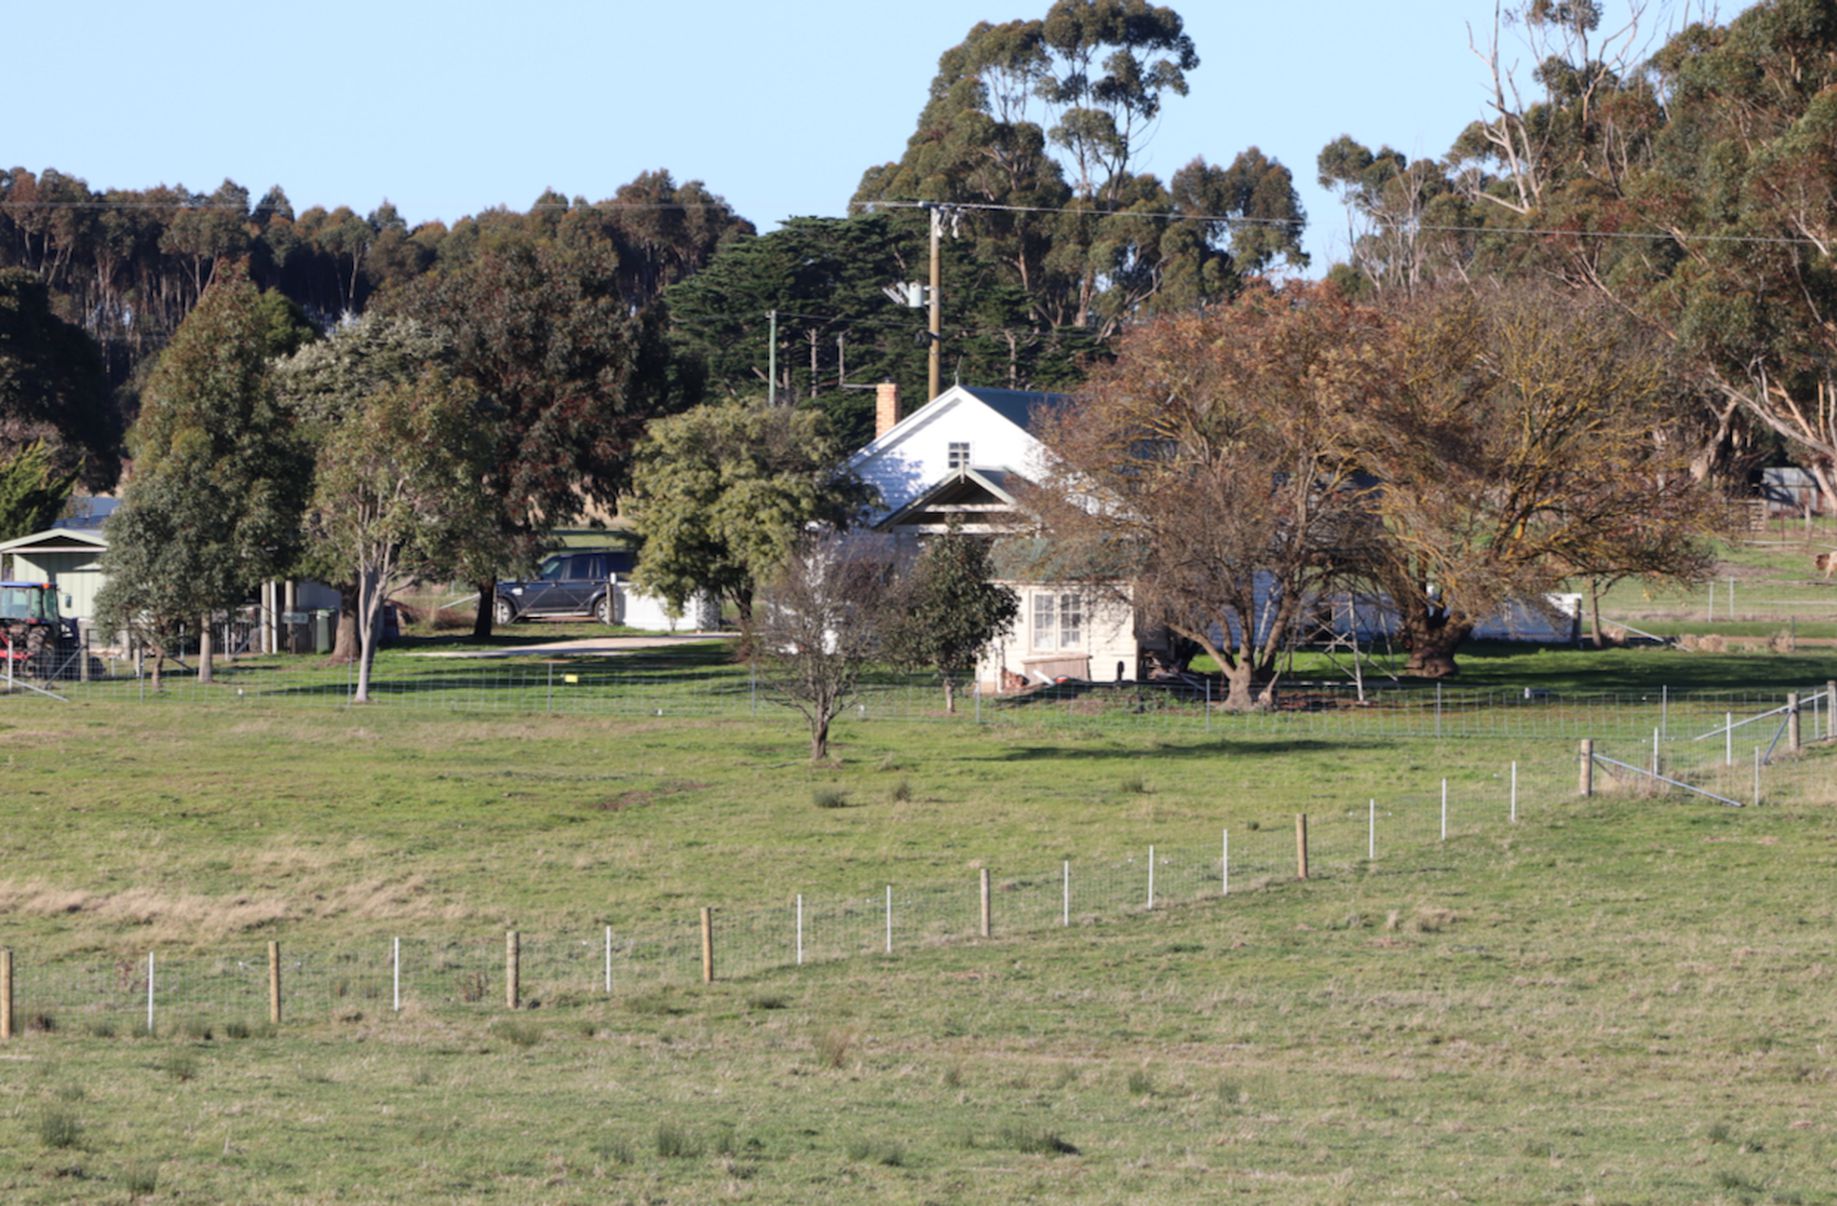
[[4, 653, 1837, 1201], [7, 536, 1837, 1201]]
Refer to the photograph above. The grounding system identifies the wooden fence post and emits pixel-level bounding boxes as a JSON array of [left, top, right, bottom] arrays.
[[700, 908, 714, 984], [1826, 681, 1836, 741], [1580, 739, 1595, 795], [267, 941, 281, 1026], [1788, 692, 1801, 753], [979, 868, 992, 938], [1295, 814, 1309, 881], [1, 948, 12, 1041], [505, 930, 520, 1010]]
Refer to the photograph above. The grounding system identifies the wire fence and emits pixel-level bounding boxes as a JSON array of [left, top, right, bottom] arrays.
[[0, 749, 1714, 1036], [9, 649, 1836, 745]]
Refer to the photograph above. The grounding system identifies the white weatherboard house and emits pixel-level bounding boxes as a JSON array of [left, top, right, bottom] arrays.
[[849, 383, 1150, 689]]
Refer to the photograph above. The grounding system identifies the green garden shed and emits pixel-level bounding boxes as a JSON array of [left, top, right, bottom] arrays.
[[0, 526, 110, 624]]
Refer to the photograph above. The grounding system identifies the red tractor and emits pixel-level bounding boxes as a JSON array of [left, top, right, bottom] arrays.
[[0, 580, 76, 681]]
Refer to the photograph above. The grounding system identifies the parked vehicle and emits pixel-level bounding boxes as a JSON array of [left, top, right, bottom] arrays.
[[492, 550, 634, 625], [0, 580, 78, 676]]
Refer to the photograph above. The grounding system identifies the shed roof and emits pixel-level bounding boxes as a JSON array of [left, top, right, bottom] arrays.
[[0, 526, 110, 555]]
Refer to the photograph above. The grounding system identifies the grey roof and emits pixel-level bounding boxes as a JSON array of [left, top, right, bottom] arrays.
[[960, 386, 1070, 434]]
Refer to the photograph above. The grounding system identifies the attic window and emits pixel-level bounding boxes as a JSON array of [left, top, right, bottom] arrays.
[[948, 442, 971, 470]]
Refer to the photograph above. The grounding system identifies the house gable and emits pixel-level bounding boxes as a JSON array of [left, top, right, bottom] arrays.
[[875, 468, 1031, 538], [849, 385, 1062, 522]]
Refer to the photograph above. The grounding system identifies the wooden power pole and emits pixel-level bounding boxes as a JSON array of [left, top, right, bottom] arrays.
[[927, 205, 942, 403]]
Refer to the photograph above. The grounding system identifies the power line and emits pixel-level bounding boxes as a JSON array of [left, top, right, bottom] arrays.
[[856, 197, 1827, 250]]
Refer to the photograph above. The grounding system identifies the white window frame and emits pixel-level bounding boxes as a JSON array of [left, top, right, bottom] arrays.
[[1031, 590, 1084, 652], [1032, 592, 1056, 651], [1058, 591, 1083, 649]]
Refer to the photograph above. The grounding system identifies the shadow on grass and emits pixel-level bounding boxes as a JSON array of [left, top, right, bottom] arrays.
[[1426, 641, 1837, 694], [983, 737, 1383, 762]]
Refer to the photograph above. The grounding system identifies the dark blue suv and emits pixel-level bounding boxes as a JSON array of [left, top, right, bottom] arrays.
[[492, 549, 635, 625]]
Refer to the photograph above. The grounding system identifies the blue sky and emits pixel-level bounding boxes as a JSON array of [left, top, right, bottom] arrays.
[[9, 1, 1736, 271]]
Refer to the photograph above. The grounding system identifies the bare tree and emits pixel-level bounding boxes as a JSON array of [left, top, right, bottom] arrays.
[[1030, 283, 1381, 711], [749, 531, 901, 760]]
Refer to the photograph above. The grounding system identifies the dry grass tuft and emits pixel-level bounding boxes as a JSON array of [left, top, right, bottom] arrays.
[[0, 870, 456, 948]]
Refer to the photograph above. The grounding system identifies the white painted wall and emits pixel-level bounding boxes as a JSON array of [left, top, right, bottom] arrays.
[[852, 387, 1051, 520], [979, 584, 1139, 688], [611, 581, 721, 632]]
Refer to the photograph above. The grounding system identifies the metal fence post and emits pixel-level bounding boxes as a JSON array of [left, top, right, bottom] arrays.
[[268, 941, 282, 1026]]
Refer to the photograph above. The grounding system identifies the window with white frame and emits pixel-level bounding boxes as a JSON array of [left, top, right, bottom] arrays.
[[1031, 591, 1084, 651], [947, 441, 971, 470]]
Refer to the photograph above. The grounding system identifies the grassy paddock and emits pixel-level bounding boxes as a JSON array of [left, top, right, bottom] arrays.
[[2, 786, 1835, 1201], [4, 644, 1837, 1201]]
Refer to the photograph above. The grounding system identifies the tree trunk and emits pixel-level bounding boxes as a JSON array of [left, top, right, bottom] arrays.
[[149, 644, 162, 692], [943, 676, 956, 715], [1587, 578, 1605, 649], [197, 621, 213, 684], [354, 572, 382, 704], [1401, 606, 1473, 678], [810, 713, 830, 761], [325, 583, 359, 666], [354, 620, 374, 704], [472, 577, 495, 641], [1219, 659, 1258, 712]]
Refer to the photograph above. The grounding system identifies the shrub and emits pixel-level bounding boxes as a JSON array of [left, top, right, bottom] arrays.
[[1127, 1067, 1154, 1096], [812, 788, 850, 810], [889, 779, 913, 803]]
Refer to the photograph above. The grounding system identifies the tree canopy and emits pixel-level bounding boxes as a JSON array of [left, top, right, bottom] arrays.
[[626, 400, 871, 624]]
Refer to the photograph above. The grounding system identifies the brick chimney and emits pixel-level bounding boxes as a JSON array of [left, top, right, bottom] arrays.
[[874, 381, 900, 440]]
